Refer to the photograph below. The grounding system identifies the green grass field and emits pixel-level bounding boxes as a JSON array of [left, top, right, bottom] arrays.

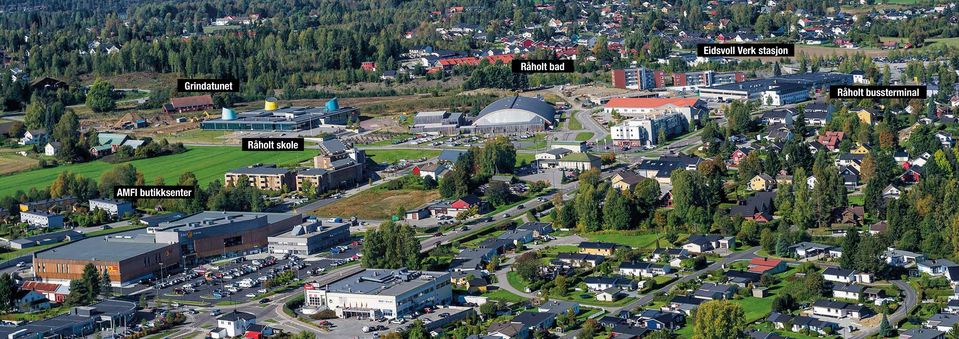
[[364, 149, 440, 164], [515, 153, 535, 167], [507, 271, 529, 293], [575, 132, 594, 141], [481, 289, 526, 303], [584, 231, 663, 248], [731, 297, 774, 323], [568, 113, 583, 130], [0, 146, 317, 197]]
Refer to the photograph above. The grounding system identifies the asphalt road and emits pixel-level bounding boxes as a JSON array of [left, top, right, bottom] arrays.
[[849, 279, 918, 339], [612, 246, 761, 313]]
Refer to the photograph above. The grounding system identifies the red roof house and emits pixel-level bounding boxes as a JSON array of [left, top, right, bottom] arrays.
[[748, 257, 786, 274]]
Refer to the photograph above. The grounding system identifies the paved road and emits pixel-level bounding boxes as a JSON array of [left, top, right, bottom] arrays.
[[612, 246, 761, 313], [849, 279, 918, 339]]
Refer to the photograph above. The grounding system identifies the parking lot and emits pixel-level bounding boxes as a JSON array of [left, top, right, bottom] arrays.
[[306, 305, 475, 338], [150, 239, 365, 307]]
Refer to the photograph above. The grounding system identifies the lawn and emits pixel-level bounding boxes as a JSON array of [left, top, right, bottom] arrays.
[[575, 132, 594, 141], [568, 113, 583, 130], [515, 153, 535, 167], [482, 288, 526, 303], [149, 130, 234, 144], [584, 231, 663, 248], [730, 297, 774, 323], [364, 149, 439, 164], [552, 292, 637, 307], [311, 188, 440, 219], [507, 271, 529, 293], [517, 134, 548, 150], [0, 146, 317, 197]]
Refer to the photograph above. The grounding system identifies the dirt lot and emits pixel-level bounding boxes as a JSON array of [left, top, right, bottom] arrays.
[[311, 189, 440, 220]]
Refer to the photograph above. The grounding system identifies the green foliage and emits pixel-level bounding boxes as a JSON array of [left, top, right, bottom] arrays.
[[361, 221, 421, 269], [85, 80, 116, 113], [693, 300, 746, 339]]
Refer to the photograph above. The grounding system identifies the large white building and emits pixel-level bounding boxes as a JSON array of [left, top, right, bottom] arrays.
[[88, 198, 134, 217], [304, 268, 452, 319], [611, 113, 688, 147], [603, 97, 707, 126]]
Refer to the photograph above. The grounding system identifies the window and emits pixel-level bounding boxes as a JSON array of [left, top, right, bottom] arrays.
[[224, 236, 243, 247]]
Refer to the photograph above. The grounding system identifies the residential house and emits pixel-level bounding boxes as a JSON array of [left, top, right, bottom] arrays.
[[817, 131, 844, 152], [666, 295, 705, 315], [812, 299, 868, 319], [511, 312, 556, 332], [748, 257, 786, 274], [538, 300, 579, 315], [832, 283, 864, 300], [636, 309, 685, 330], [619, 262, 671, 278], [693, 283, 737, 300], [415, 163, 447, 180], [487, 322, 529, 339], [682, 235, 735, 253], [21, 281, 68, 304], [728, 191, 775, 222], [584, 276, 638, 291], [44, 142, 61, 156], [14, 289, 50, 312], [925, 313, 959, 333], [651, 248, 689, 267], [611, 171, 645, 191], [900, 328, 945, 339], [579, 242, 617, 256], [884, 248, 925, 267], [597, 288, 625, 302], [19, 129, 47, 146], [725, 270, 762, 287], [788, 242, 838, 258], [803, 102, 834, 126], [554, 253, 604, 268], [918, 259, 958, 276], [823, 267, 857, 283], [749, 174, 776, 191], [517, 222, 553, 238]]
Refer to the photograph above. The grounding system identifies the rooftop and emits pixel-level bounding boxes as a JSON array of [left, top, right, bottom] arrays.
[[321, 268, 448, 296]]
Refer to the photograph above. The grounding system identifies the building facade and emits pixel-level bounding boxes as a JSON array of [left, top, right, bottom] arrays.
[[304, 268, 452, 319]]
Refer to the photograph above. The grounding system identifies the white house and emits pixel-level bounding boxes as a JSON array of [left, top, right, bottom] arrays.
[[812, 300, 866, 319], [19, 129, 47, 146], [832, 284, 864, 300], [618, 262, 671, 278], [44, 142, 61, 156], [211, 311, 256, 338], [822, 267, 856, 283], [884, 248, 925, 267], [919, 259, 958, 276], [88, 199, 134, 217]]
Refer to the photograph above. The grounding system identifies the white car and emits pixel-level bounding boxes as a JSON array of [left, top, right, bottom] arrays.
[[245, 293, 256, 298]]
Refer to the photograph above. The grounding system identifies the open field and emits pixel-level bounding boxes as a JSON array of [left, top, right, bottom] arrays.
[[0, 146, 316, 197], [0, 154, 38, 175], [584, 231, 663, 248], [311, 189, 440, 219], [733, 44, 890, 61], [78, 72, 178, 92], [144, 129, 236, 144]]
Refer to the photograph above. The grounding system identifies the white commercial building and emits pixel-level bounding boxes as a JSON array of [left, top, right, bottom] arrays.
[[304, 268, 452, 319], [88, 198, 134, 217]]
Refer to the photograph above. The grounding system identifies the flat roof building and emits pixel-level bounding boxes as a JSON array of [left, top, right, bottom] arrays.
[[33, 211, 302, 286], [0, 299, 137, 339], [225, 164, 295, 191], [304, 268, 452, 319], [267, 220, 350, 255], [201, 98, 358, 131], [89, 198, 134, 217], [20, 210, 65, 228]]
